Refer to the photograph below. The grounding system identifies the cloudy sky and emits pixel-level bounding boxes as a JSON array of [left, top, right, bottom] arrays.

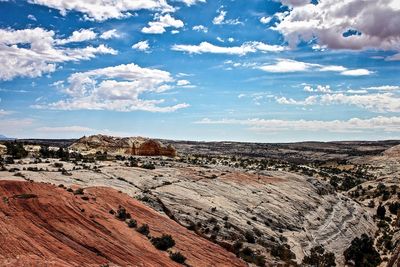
[[0, 0, 399, 142]]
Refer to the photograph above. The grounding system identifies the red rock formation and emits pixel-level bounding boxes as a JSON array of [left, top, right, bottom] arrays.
[[70, 134, 177, 157], [0, 180, 244, 267]]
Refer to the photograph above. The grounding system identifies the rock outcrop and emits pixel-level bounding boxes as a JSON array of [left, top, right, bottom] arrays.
[[70, 134, 176, 157], [0, 180, 244, 267], [0, 144, 6, 155], [384, 144, 400, 159]]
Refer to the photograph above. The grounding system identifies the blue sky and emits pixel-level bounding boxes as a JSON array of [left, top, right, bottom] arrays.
[[0, 0, 399, 142]]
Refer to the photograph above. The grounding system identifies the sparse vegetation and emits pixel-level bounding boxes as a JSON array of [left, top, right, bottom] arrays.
[[343, 234, 381, 267], [137, 224, 150, 236], [302, 245, 336, 267], [170, 251, 186, 264], [151, 234, 175, 250]]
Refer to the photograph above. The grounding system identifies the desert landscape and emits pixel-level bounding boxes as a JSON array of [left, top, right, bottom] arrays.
[[1, 0, 399, 266], [0, 135, 399, 266]]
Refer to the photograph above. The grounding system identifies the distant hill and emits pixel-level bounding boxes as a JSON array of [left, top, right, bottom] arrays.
[[0, 134, 14, 140]]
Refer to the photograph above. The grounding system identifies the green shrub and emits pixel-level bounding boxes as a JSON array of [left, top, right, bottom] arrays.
[[302, 245, 336, 267], [73, 188, 84, 195], [343, 234, 381, 267], [151, 234, 175, 250], [141, 163, 155, 170], [170, 252, 186, 264], [137, 224, 150, 236], [126, 219, 137, 228]]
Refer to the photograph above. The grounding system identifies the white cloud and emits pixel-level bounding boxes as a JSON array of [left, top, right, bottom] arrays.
[[141, 13, 183, 34], [340, 69, 373, 76], [212, 10, 242, 25], [303, 85, 332, 93], [0, 27, 117, 81], [280, 0, 310, 7], [364, 85, 400, 91], [27, 14, 37, 21], [56, 29, 97, 45], [386, 53, 400, 61], [258, 59, 373, 76], [192, 25, 208, 33], [275, 92, 400, 113], [100, 29, 120, 39], [260, 16, 272, 24], [34, 63, 189, 112], [172, 41, 286, 55], [132, 40, 150, 52], [28, 0, 174, 21], [259, 59, 317, 72], [177, 80, 190, 86], [177, 0, 206, 6], [228, 37, 234, 43], [274, 0, 400, 52], [195, 116, 400, 133]]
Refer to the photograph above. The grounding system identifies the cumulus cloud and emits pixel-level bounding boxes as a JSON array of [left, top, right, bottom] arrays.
[[275, 92, 400, 113], [172, 41, 286, 55], [0, 27, 117, 81], [28, 0, 174, 21], [100, 29, 120, 39], [212, 9, 242, 25], [34, 63, 189, 112], [303, 85, 332, 93], [141, 13, 183, 34], [274, 0, 400, 53], [55, 29, 97, 45], [192, 25, 208, 33], [195, 116, 400, 133], [132, 40, 150, 52], [177, 0, 206, 6], [258, 59, 372, 76], [260, 16, 272, 24]]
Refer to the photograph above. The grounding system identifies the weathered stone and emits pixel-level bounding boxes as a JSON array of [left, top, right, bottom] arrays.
[[69, 134, 176, 157]]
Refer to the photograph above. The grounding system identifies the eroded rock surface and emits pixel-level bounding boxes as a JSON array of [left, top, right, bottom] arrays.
[[0, 158, 376, 265], [0, 180, 244, 267]]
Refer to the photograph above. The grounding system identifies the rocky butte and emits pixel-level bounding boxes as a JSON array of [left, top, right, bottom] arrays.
[[69, 134, 177, 157]]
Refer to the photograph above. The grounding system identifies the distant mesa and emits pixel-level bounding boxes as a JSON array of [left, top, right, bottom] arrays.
[[69, 134, 177, 157]]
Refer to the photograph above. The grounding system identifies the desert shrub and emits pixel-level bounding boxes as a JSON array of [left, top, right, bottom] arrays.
[[170, 252, 186, 264], [73, 188, 84, 195], [343, 234, 381, 267], [244, 230, 256, 243], [137, 224, 150, 236], [151, 234, 175, 250], [54, 162, 63, 168], [388, 202, 399, 215], [271, 243, 296, 261], [233, 241, 243, 253], [239, 247, 266, 267], [376, 205, 386, 219], [115, 206, 131, 221], [141, 162, 155, 170], [5, 141, 28, 159], [126, 219, 137, 228], [302, 245, 336, 267]]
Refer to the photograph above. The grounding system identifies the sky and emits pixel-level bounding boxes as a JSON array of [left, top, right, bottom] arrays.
[[0, 0, 399, 142]]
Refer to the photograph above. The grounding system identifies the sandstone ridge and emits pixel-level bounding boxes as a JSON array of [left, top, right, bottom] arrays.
[[70, 134, 176, 157], [0, 180, 244, 267]]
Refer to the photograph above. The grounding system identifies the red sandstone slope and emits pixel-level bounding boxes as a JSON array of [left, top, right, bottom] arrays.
[[0, 181, 245, 267]]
